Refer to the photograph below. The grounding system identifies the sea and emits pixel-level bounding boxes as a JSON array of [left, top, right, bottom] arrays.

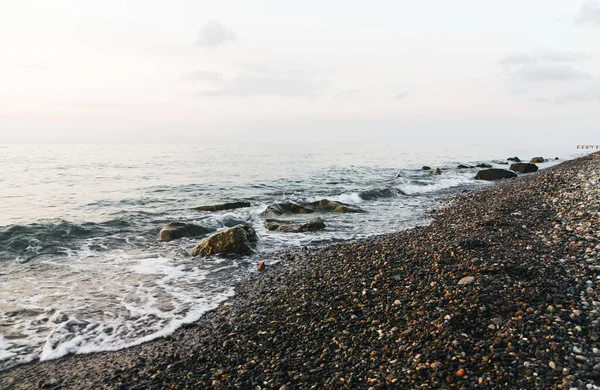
[[0, 142, 586, 371]]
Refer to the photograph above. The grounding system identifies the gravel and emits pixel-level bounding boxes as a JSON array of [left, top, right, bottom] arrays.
[[2, 152, 599, 389]]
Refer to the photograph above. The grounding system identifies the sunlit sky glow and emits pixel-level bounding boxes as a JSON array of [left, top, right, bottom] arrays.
[[1, 0, 599, 145]]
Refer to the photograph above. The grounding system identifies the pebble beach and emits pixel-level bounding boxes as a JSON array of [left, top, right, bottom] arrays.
[[1, 152, 599, 389]]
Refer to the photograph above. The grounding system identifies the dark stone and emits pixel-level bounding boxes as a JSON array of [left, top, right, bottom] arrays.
[[476, 163, 493, 168], [308, 199, 364, 213], [358, 188, 396, 200], [193, 201, 251, 212], [457, 164, 474, 169], [264, 203, 315, 218], [191, 224, 258, 257], [265, 218, 326, 233], [430, 168, 442, 175], [509, 163, 538, 173], [158, 222, 214, 242], [422, 166, 431, 170], [507, 157, 521, 162], [474, 169, 518, 181], [530, 157, 545, 163], [554, 157, 559, 160]]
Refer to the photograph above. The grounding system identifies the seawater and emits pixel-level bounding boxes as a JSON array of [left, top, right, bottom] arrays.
[[0, 143, 583, 370]]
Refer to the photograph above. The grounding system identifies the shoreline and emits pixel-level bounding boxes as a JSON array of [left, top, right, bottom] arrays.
[[2, 153, 599, 389]]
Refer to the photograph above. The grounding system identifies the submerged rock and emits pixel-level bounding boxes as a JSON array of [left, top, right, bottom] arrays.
[[429, 168, 442, 175], [359, 188, 397, 200], [457, 164, 474, 169], [509, 163, 538, 173], [193, 201, 251, 212], [265, 218, 326, 233], [158, 222, 214, 242], [476, 163, 493, 168], [474, 169, 517, 181], [507, 156, 521, 162], [421, 166, 431, 170], [530, 157, 545, 163], [191, 224, 258, 257], [308, 199, 364, 213], [263, 203, 315, 219]]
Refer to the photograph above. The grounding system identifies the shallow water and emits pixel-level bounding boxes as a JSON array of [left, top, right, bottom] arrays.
[[0, 143, 583, 370]]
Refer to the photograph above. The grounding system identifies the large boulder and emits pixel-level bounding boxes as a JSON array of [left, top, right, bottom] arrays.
[[507, 157, 521, 162], [158, 222, 214, 242], [509, 163, 538, 173], [474, 169, 518, 181], [530, 157, 545, 164], [265, 218, 326, 233], [194, 201, 251, 212], [191, 224, 258, 257]]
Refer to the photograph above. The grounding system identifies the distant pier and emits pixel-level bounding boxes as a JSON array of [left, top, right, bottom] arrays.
[[577, 145, 600, 149]]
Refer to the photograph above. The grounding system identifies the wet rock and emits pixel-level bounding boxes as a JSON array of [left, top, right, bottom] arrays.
[[158, 222, 214, 242], [474, 169, 518, 181], [476, 163, 493, 168], [509, 163, 539, 173], [507, 157, 521, 162], [530, 157, 545, 163], [429, 168, 442, 175], [457, 164, 474, 169], [359, 188, 397, 200], [422, 166, 431, 170], [308, 199, 364, 213], [193, 201, 251, 212], [263, 203, 315, 218], [257, 262, 265, 271], [265, 218, 326, 233], [191, 224, 258, 256]]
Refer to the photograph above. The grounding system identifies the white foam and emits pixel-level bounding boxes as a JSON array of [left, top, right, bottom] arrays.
[[314, 193, 363, 204], [398, 174, 476, 195]]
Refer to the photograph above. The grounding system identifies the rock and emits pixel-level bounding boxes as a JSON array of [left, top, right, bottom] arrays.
[[507, 157, 521, 162], [264, 203, 315, 218], [476, 163, 493, 168], [265, 218, 326, 233], [554, 157, 559, 160], [308, 199, 364, 213], [474, 169, 518, 181], [509, 163, 539, 173], [359, 188, 396, 200], [158, 222, 214, 242], [257, 261, 265, 271], [530, 157, 545, 163], [456, 368, 466, 377], [422, 166, 431, 170], [191, 224, 258, 257], [194, 201, 251, 212], [458, 276, 475, 285], [429, 168, 442, 175], [457, 164, 474, 169]]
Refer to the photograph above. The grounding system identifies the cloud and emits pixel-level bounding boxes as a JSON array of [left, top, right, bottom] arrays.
[[394, 91, 410, 100], [576, 0, 600, 25], [513, 64, 593, 82], [195, 21, 236, 48], [499, 49, 592, 66], [198, 65, 325, 97], [182, 70, 224, 81], [335, 89, 360, 99], [533, 85, 600, 104]]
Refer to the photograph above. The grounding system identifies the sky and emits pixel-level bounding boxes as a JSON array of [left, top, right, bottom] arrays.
[[0, 0, 599, 145]]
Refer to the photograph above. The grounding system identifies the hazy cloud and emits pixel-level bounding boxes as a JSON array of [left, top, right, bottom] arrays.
[[576, 1, 600, 25], [499, 49, 592, 66], [195, 21, 236, 48], [513, 64, 593, 82], [394, 91, 410, 100], [182, 70, 224, 81], [199, 65, 325, 97], [335, 89, 360, 99]]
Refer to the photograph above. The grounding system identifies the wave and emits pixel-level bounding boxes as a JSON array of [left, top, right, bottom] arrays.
[[0, 219, 132, 262], [397, 173, 476, 195]]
